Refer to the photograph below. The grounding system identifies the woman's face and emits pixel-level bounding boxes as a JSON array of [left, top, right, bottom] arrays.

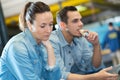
[[28, 12, 53, 43]]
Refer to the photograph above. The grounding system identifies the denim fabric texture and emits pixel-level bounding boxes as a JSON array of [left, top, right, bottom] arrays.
[[0, 28, 61, 80], [49, 29, 104, 80]]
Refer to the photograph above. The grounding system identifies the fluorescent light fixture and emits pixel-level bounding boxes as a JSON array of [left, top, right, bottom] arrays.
[[75, 5, 87, 12]]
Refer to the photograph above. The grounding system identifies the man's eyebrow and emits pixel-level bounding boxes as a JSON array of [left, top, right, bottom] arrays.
[[72, 18, 79, 21]]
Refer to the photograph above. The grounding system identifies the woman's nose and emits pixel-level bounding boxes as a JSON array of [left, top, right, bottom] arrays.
[[46, 26, 51, 33]]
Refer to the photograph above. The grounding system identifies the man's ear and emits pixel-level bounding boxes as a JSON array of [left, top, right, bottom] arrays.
[[60, 22, 66, 29]]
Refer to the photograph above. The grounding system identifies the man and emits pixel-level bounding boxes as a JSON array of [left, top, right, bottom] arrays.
[[49, 6, 118, 80], [102, 22, 120, 65]]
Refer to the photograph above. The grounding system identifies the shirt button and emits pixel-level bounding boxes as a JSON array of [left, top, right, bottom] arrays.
[[69, 63, 72, 66], [69, 51, 71, 54]]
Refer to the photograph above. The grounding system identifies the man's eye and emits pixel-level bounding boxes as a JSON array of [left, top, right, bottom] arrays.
[[72, 20, 78, 23]]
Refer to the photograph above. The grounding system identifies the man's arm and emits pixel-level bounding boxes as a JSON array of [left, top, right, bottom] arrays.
[[85, 31, 102, 68], [50, 32, 118, 80], [92, 43, 102, 68], [67, 67, 118, 80]]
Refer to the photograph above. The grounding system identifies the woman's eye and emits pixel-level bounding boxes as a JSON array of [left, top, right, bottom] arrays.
[[49, 24, 53, 27], [40, 25, 45, 28]]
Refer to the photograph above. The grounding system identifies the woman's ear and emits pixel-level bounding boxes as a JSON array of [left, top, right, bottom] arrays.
[[26, 21, 33, 31], [60, 22, 66, 30]]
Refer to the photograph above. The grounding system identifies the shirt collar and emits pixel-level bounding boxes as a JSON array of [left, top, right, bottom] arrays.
[[57, 29, 69, 47], [57, 29, 82, 47], [24, 28, 38, 46]]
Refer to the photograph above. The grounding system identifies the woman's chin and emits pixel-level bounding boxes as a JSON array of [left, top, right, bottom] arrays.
[[43, 38, 49, 41]]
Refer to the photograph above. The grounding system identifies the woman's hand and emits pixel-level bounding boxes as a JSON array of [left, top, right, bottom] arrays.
[[42, 40, 56, 66]]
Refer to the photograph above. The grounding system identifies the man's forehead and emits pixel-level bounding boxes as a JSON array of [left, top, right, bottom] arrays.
[[67, 12, 82, 20]]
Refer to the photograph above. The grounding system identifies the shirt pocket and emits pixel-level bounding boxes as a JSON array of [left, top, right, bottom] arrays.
[[75, 50, 90, 72]]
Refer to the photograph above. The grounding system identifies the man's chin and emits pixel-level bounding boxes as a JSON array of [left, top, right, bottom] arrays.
[[75, 34, 82, 37], [74, 35, 82, 38]]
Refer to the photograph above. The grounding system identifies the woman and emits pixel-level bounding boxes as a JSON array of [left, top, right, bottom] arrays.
[[0, 1, 61, 80]]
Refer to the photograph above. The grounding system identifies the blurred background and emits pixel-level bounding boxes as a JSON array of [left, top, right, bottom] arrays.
[[1, 0, 120, 67]]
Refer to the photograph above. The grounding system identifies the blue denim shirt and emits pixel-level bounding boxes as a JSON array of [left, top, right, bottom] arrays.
[[0, 28, 61, 80], [49, 29, 104, 80]]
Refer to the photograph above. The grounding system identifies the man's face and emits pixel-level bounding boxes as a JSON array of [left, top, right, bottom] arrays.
[[109, 26, 113, 31], [65, 11, 83, 37]]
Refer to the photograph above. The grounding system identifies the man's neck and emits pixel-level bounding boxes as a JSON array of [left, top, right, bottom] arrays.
[[62, 30, 73, 44]]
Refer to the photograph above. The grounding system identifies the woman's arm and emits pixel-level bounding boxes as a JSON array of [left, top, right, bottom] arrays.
[[6, 42, 41, 80]]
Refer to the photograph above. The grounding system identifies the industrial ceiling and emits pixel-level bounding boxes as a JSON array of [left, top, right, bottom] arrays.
[[1, 0, 120, 26], [1, 0, 100, 25]]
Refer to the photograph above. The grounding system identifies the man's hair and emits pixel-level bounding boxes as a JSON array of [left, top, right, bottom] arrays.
[[57, 6, 77, 24]]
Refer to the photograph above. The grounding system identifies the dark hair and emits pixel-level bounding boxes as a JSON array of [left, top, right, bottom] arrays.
[[19, 1, 50, 31], [57, 6, 77, 24], [109, 22, 113, 26]]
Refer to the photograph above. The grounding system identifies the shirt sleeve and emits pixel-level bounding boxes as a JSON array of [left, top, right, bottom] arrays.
[[117, 30, 120, 47], [6, 41, 61, 80], [6, 42, 41, 80], [50, 38, 70, 80], [102, 32, 109, 49], [40, 45, 61, 80], [44, 60, 61, 80], [82, 38, 105, 73]]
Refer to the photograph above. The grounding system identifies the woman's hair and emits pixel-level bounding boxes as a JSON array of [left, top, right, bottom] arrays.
[[19, 1, 50, 31]]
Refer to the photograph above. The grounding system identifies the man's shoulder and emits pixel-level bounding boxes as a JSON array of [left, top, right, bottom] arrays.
[[74, 37, 87, 42], [50, 30, 60, 42]]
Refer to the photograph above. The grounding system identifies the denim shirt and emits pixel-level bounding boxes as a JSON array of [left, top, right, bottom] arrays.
[[49, 29, 104, 80], [0, 28, 61, 80]]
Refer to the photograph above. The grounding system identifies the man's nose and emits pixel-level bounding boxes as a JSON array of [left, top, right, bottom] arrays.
[[79, 21, 83, 26]]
